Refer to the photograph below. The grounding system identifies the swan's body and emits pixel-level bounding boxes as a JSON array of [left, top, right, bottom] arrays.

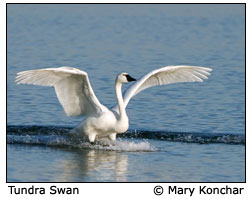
[[16, 65, 212, 142]]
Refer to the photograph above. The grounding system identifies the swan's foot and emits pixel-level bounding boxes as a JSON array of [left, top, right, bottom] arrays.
[[109, 133, 117, 141], [88, 134, 96, 143]]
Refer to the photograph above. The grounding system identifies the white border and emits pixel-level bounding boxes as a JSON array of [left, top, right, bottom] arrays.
[[1, 1, 249, 199]]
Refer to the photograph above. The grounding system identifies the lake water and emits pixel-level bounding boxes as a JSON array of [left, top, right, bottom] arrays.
[[7, 4, 245, 182]]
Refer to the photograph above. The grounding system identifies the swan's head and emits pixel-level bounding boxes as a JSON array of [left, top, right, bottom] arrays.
[[117, 73, 136, 84]]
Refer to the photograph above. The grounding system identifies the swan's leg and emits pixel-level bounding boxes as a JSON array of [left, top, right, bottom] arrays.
[[88, 133, 96, 143], [109, 133, 117, 141]]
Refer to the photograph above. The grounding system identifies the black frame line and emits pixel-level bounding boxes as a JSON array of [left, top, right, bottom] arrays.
[[6, 2, 246, 184]]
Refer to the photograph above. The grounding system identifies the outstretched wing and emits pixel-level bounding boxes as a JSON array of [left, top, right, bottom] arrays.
[[112, 65, 212, 112], [16, 66, 107, 117]]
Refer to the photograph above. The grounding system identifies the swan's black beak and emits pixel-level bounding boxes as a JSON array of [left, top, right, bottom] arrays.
[[125, 74, 136, 82]]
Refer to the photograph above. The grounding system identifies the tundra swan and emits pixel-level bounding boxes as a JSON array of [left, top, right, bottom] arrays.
[[16, 65, 212, 142]]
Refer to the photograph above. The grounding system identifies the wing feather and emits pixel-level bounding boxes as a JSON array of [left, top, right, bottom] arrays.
[[112, 65, 212, 112], [16, 66, 107, 117]]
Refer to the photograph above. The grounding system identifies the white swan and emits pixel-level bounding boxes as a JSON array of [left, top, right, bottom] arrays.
[[16, 65, 212, 142]]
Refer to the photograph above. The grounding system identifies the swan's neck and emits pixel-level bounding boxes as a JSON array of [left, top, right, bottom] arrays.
[[115, 81, 127, 120]]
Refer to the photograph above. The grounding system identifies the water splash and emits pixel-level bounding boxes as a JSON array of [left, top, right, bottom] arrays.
[[77, 139, 156, 152], [7, 126, 156, 152]]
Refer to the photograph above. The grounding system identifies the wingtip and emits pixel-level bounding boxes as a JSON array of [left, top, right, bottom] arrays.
[[15, 79, 20, 85], [206, 67, 213, 72]]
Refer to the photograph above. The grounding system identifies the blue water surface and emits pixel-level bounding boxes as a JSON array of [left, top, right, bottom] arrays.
[[7, 4, 245, 182]]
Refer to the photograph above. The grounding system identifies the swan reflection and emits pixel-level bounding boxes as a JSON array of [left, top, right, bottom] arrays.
[[53, 148, 128, 182]]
